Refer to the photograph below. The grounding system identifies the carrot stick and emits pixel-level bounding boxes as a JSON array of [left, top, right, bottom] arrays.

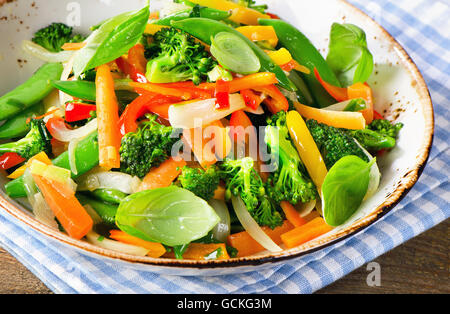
[[165, 243, 230, 260], [280, 217, 333, 248], [138, 157, 187, 191], [227, 220, 294, 257], [33, 175, 93, 239], [96, 64, 122, 170], [109, 230, 166, 258], [129, 82, 192, 100], [61, 42, 86, 51], [280, 201, 308, 228]]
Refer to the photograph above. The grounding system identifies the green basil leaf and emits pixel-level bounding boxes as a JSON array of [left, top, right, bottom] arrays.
[[326, 23, 374, 87], [115, 186, 220, 247], [322, 155, 376, 226], [210, 32, 261, 75], [73, 5, 149, 77]]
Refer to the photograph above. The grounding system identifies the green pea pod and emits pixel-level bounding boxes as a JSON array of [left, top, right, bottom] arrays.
[[51, 80, 97, 102], [0, 102, 45, 139], [0, 63, 63, 120], [90, 188, 128, 205], [259, 19, 341, 108], [155, 6, 231, 26], [77, 193, 118, 226], [5, 131, 99, 198], [171, 18, 297, 92]]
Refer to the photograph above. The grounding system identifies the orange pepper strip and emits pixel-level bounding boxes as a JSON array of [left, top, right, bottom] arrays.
[[138, 157, 187, 192], [33, 175, 93, 239], [61, 42, 86, 51], [96, 64, 122, 170], [252, 85, 289, 114], [347, 82, 374, 124], [129, 82, 192, 100], [127, 43, 148, 75], [314, 68, 348, 102], [109, 230, 166, 258], [281, 217, 333, 248], [227, 220, 294, 257], [280, 201, 308, 228]]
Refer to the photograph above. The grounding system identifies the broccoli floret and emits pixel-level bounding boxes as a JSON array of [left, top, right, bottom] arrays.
[[221, 157, 283, 229], [145, 28, 216, 85], [179, 165, 221, 200], [119, 114, 180, 178], [306, 119, 369, 169], [265, 111, 317, 205], [0, 119, 52, 159], [348, 119, 403, 152], [32, 23, 85, 52]]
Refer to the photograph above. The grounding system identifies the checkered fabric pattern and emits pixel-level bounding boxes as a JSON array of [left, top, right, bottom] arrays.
[[0, 0, 448, 294]]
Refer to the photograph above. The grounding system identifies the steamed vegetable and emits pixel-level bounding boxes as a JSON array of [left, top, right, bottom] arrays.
[[32, 23, 85, 52], [179, 165, 221, 200]]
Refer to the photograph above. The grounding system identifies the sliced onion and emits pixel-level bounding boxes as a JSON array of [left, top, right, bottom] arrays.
[[231, 196, 282, 253], [86, 231, 150, 256], [77, 171, 141, 194], [68, 137, 81, 175], [21, 40, 74, 63], [169, 94, 246, 129], [59, 54, 76, 107], [32, 192, 59, 229], [50, 118, 98, 142], [296, 200, 317, 218], [354, 139, 381, 200], [83, 204, 102, 225], [208, 199, 231, 243], [159, 2, 190, 18]]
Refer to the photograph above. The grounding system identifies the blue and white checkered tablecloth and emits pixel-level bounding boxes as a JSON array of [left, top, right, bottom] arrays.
[[0, 0, 448, 294]]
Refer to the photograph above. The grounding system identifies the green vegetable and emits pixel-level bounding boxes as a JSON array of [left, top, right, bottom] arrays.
[[221, 157, 283, 229], [120, 114, 180, 178], [210, 32, 261, 75], [155, 5, 231, 26], [306, 119, 369, 169], [0, 63, 63, 120], [0, 119, 51, 159], [288, 70, 314, 106], [32, 23, 85, 52], [326, 23, 374, 87], [115, 186, 220, 246], [90, 188, 128, 205], [234, 0, 268, 13], [265, 111, 317, 205], [0, 102, 45, 139], [77, 193, 118, 226], [343, 98, 366, 111], [322, 156, 376, 226], [51, 80, 97, 102], [259, 19, 340, 107], [73, 5, 149, 77], [179, 165, 221, 200], [349, 119, 403, 152], [145, 28, 216, 85], [5, 131, 99, 198], [207, 65, 233, 82], [171, 18, 297, 91]]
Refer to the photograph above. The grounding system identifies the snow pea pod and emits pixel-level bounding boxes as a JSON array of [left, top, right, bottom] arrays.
[[90, 188, 128, 205], [155, 6, 231, 26], [51, 80, 97, 102], [259, 19, 341, 108], [171, 18, 297, 92], [5, 131, 99, 198], [77, 193, 118, 226], [0, 63, 63, 120], [0, 102, 45, 139]]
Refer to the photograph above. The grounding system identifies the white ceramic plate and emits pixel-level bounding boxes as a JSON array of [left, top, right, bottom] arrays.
[[0, 0, 433, 276]]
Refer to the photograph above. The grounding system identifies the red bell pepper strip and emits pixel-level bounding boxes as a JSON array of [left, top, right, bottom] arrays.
[[118, 94, 181, 136], [266, 13, 281, 19], [373, 110, 384, 120], [240, 89, 263, 110], [215, 80, 230, 110], [314, 68, 348, 102], [0, 152, 26, 170], [65, 102, 97, 122], [115, 56, 148, 83]]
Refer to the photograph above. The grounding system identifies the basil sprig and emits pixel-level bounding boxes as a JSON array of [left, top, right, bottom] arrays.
[[322, 155, 376, 226], [73, 5, 150, 77], [326, 23, 374, 87]]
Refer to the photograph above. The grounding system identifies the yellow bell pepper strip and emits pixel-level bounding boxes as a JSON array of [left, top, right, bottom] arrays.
[[281, 217, 333, 248], [293, 102, 366, 130], [286, 111, 328, 192], [109, 230, 166, 258], [145, 24, 167, 35], [189, 0, 270, 25], [236, 26, 278, 47], [61, 42, 86, 51], [7, 151, 52, 179], [347, 82, 374, 124], [96, 64, 122, 170], [267, 48, 311, 74]]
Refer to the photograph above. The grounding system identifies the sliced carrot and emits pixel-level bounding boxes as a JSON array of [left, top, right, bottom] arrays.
[[347, 82, 374, 124], [183, 128, 218, 169], [280, 201, 308, 228], [109, 230, 166, 258], [138, 157, 186, 192], [96, 64, 121, 170], [61, 42, 86, 51], [293, 102, 366, 130], [165, 243, 230, 260], [281, 217, 333, 248], [33, 175, 93, 239], [227, 220, 294, 257]]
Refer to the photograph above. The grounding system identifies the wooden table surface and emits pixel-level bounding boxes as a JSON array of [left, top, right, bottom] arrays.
[[0, 219, 448, 294]]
